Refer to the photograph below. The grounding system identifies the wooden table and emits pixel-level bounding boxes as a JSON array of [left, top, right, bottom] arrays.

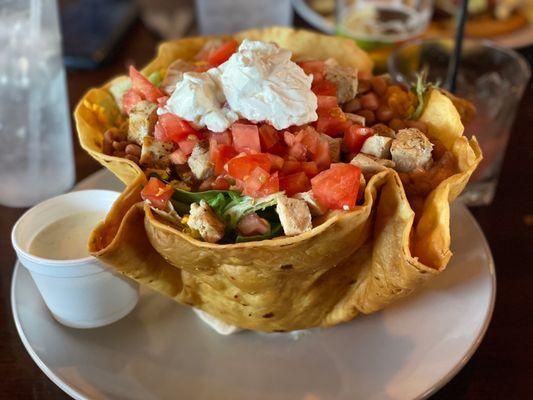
[[1, 20, 532, 399]]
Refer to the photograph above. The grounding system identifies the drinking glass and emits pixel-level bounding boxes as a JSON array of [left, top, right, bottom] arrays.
[[388, 39, 531, 206], [195, 0, 293, 35], [336, 0, 434, 47], [0, 0, 75, 207]]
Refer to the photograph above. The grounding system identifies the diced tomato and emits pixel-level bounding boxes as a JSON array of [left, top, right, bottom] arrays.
[[169, 149, 188, 165], [288, 142, 307, 161], [268, 142, 288, 157], [315, 107, 350, 137], [256, 171, 279, 197], [231, 123, 261, 154], [141, 177, 174, 209], [243, 167, 270, 197], [280, 172, 311, 196], [206, 130, 232, 146], [344, 125, 373, 153], [258, 125, 279, 150], [207, 39, 239, 66], [317, 95, 338, 112], [284, 131, 296, 147], [298, 60, 325, 82], [282, 160, 301, 175], [154, 121, 168, 142], [212, 176, 231, 190], [122, 89, 143, 114], [313, 140, 331, 170], [267, 153, 284, 171], [157, 96, 169, 107], [129, 66, 164, 103], [311, 163, 361, 210], [301, 161, 319, 178], [295, 126, 321, 155], [226, 153, 271, 180], [313, 80, 337, 97], [210, 143, 238, 175], [158, 113, 199, 143], [178, 137, 198, 156]]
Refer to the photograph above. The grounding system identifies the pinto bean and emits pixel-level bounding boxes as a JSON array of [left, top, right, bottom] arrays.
[[125, 143, 141, 157], [343, 98, 362, 113], [112, 140, 128, 151], [357, 110, 375, 126], [370, 76, 387, 97]]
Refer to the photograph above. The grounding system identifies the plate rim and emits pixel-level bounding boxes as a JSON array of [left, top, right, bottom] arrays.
[[10, 169, 496, 400]]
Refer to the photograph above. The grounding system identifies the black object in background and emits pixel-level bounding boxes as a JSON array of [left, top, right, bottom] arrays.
[[61, 0, 138, 69]]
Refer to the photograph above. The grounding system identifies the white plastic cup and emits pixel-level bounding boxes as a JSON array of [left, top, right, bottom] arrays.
[[11, 190, 139, 329]]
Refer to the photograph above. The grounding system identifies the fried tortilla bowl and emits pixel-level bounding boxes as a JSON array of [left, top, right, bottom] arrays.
[[76, 27, 481, 332]]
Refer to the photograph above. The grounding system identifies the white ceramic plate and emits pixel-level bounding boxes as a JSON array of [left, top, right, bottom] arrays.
[[11, 169, 495, 400]]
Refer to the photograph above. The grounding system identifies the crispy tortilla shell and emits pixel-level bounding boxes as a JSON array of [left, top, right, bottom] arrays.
[[79, 28, 481, 332]]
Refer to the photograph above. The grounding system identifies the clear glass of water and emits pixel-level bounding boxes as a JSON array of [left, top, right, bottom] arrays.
[[388, 39, 531, 206], [195, 0, 293, 35], [0, 0, 74, 207]]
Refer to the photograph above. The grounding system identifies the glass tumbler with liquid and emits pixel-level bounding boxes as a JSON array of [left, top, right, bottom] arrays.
[[336, 0, 434, 71], [0, 0, 74, 207]]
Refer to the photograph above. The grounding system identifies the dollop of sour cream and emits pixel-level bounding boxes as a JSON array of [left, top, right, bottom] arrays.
[[163, 71, 238, 133], [163, 40, 318, 132], [216, 40, 318, 130]]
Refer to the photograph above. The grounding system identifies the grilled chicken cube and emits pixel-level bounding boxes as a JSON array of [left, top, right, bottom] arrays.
[[140, 136, 173, 168], [161, 59, 195, 94], [187, 141, 214, 180], [361, 135, 393, 159], [294, 190, 328, 216], [187, 200, 225, 243], [390, 128, 433, 172], [127, 100, 157, 145], [350, 153, 395, 176], [324, 59, 358, 104], [276, 196, 312, 236], [320, 134, 342, 163], [109, 76, 131, 113]]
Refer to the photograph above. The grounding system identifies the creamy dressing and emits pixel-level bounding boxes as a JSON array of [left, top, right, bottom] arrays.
[[29, 211, 106, 260]]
